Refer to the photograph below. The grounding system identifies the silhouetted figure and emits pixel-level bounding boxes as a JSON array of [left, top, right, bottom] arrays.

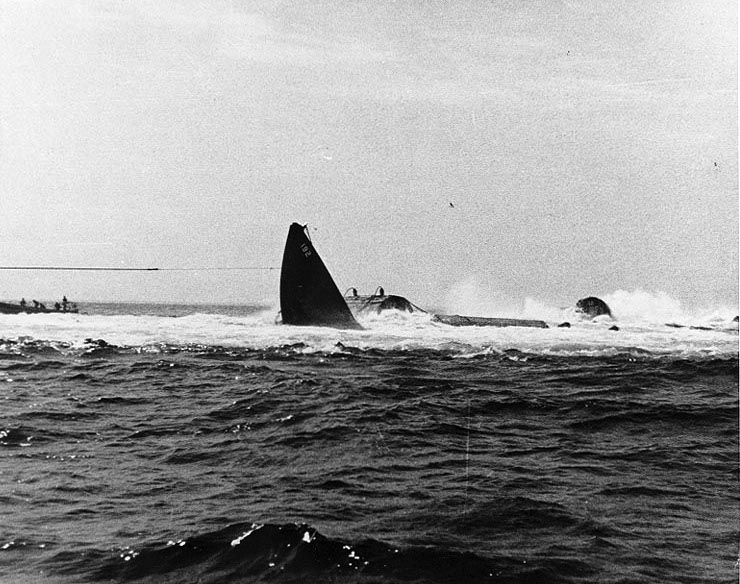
[[20, 298, 26, 307]]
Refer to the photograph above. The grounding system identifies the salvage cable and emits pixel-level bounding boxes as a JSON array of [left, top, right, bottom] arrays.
[[0, 266, 279, 271]]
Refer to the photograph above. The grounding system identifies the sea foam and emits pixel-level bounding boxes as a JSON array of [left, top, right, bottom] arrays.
[[0, 298, 736, 359]]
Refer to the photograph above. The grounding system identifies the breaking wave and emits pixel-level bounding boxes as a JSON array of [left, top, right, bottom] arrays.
[[0, 299, 736, 361], [444, 285, 737, 328]]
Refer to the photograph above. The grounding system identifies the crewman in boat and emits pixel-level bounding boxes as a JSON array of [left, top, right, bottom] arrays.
[[54, 302, 61, 311], [62, 296, 68, 311], [20, 298, 26, 307]]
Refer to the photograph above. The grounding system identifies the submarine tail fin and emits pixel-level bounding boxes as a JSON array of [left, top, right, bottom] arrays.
[[279, 223, 362, 330]]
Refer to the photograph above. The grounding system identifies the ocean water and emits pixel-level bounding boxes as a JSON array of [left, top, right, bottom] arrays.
[[0, 295, 737, 584]]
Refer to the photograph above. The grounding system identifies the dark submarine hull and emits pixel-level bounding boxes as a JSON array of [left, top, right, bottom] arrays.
[[343, 289, 548, 329], [278, 223, 620, 331]]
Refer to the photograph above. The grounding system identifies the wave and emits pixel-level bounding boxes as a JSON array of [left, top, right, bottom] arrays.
[[43, 521, 594, 584], [444, 283, 738, 326], [601, 289, 738, 325]]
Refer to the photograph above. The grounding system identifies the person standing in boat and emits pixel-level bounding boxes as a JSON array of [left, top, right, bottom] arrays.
[[62, 296, 68, 311], [20, 298, 26, 307]]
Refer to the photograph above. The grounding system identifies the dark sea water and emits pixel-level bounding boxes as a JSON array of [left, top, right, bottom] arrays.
[[1, 301, 738, 583]]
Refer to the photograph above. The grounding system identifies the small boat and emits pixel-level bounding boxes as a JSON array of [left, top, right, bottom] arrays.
[[0, 301, 79, 315]]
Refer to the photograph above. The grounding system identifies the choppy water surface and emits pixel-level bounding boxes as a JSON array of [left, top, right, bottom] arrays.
[[0, 300, 737, 583]]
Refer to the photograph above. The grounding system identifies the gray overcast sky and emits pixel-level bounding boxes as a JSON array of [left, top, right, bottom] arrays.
[[0, 0, 736, 309]]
